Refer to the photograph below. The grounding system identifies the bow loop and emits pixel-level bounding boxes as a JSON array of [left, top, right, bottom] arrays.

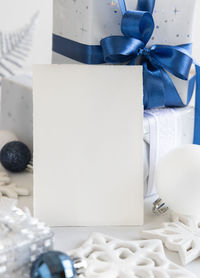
[[101, 36, 144, 64], [121, 11, 154, 44], [150, 45, 193, 80], [137, 0, 155, 13]]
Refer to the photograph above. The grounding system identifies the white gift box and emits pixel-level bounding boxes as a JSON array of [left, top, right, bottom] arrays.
[[53, 0, 196, 104], [0, 198, 53, 278], [0, 0, 52, 86], [144, 106, 194, 197], [1, 74, 33, 152]]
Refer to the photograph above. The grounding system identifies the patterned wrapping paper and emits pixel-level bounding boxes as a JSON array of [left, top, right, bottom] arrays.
[[143, 106, 194, 197], [0, 198, 54, 278], [53, 0, 196, 47]]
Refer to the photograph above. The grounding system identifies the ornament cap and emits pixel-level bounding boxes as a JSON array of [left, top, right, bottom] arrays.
[[73, 257, 87, 275], [152, 198, 168, 215]]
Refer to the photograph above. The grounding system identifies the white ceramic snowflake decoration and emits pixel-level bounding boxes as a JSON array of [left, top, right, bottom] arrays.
[[68, 233, 196, 278], [0, 171, 29, 199], [142, 212, 200, 265]]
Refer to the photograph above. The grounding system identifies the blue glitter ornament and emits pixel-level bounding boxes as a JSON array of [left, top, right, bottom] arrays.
[[31, 251, 77, 278], [0, 141, 31, 172]]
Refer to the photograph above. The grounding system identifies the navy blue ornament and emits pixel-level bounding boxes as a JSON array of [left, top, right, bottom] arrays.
[[0, 141, 31, 172], [31, 251, 77, 278]]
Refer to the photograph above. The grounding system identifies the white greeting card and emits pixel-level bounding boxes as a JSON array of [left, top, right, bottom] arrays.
[[33, 65, 143, 226]]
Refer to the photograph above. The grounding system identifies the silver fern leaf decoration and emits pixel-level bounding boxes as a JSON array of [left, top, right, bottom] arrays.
[[0, 12, 39, 85]]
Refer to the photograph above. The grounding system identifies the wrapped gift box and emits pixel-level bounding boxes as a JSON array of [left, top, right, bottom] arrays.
[[53, 0, 197, 104], [0, 198, 54, 278], [0, 0, 52, 86], [1, 74, 33, 152], [53, 0, 196, 53], [144, 106, 194, 197]]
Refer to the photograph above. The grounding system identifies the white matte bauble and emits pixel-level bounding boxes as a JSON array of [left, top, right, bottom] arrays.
[[0, 130, 18, 151], [156, 145, 200, 216]]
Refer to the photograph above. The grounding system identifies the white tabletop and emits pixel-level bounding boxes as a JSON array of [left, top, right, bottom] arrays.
[[3, 166, 200, 277]]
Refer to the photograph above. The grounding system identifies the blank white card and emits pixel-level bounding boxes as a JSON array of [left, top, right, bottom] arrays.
[[33, 65, 143, 226]]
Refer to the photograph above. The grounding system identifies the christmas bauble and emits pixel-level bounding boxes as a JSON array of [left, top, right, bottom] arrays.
[[156, 144, 200, 216], [31, 251, 77, 278], [0, 141, 31, 172]]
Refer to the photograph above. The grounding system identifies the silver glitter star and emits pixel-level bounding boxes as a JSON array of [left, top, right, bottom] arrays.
[[174, 8, 179, 16]]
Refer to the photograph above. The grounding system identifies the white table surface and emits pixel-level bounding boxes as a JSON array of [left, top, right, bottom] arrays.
[[2, 165, 200, 277]]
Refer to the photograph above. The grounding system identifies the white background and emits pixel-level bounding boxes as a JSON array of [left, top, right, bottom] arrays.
[[0, 0, 52, 67]]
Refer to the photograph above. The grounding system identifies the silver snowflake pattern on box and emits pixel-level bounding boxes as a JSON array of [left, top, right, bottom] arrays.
[[68, 233, 196, 277]]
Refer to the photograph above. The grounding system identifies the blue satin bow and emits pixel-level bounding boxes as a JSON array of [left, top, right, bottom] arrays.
[[53, 0, 200, 144], [100, 0, 200, 144], [101, 0, 193, 108]]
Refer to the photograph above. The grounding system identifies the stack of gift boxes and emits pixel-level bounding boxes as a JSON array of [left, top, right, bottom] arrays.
[[1, 0, 198, 197], [52, 0, 197, 197]]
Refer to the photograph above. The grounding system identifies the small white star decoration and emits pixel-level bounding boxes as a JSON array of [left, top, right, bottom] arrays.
[[142, 212, 200, 265], [0, 171, 29, 199], [68, 233, 196, 278]]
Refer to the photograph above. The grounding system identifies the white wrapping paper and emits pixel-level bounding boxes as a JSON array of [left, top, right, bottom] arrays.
[[0, 197, 53, 278], [144, 106, 194, 197], [1, 74, 33, 152], [53, 0, 196, 46]]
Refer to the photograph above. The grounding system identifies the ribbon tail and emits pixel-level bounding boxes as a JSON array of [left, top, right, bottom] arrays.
[[53, 34, 104, 64], [161, 70, 185, 107], [143, 62, 165, 109], [193, 65, 200, 145]]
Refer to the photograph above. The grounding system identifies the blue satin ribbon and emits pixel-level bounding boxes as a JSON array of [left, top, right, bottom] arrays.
[[53, 34, 104, 64], [194, 65, 200, 145], [53, 0, 200, 144]]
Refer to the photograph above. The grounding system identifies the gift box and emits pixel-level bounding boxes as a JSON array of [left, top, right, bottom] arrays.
[[144, 106, 194, 197], [0, 0, 52, 86], [53, 0, 197, 106], [1, 74, 33, 152], [0, 198, 54, 278], [53, 0, 196, 56]]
